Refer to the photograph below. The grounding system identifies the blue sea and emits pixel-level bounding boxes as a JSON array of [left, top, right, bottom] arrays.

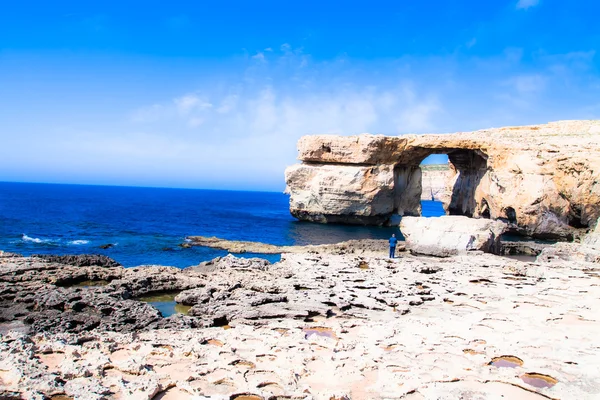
[[0, 182, 445, 268]]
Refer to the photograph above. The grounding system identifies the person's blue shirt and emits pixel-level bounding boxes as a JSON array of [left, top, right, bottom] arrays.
[[389, 236, 398, 247]]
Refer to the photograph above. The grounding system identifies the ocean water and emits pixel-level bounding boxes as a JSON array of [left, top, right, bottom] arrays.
[[0, 182, 445, 268]]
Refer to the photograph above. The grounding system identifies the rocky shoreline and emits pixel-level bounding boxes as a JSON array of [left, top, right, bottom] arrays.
[[1, 232, 599, 399]]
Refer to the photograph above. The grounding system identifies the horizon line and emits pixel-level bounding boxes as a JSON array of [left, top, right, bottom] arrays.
[[0, 179, 287, 194]]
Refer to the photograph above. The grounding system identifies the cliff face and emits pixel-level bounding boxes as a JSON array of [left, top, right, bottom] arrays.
[[284, 120, 600, 240], [421, 165, 450, 202]]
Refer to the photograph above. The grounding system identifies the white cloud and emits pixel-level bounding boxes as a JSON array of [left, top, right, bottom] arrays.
[[121, 69, 443, 188], [510, 74, 546, 93], [174, 94, 212, 115], [216, 94, 239, 114], [187, 117, 204, 128], [129, 104, 166, 123], [133, 83, 441, 140], [504, 47, 524, 64], [398, 98, 441, 132], [6, 41, 598, 190], [516, 0, 540, 10], [251, 52, 266, 62]]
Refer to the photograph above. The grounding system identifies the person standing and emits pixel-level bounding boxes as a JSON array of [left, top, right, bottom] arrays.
[[389, 234, 398, 258]]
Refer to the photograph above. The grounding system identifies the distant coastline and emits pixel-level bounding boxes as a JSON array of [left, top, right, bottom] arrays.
[[420, 163, 449, 202]]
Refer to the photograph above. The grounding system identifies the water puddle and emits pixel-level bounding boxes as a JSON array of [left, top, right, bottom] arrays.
[[303, 327, 337, 340], [520, 373, 558, 388], [136, 292, 191, 317], [489, 356, 523, 368]]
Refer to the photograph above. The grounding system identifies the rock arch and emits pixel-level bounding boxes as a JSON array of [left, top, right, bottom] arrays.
[[284, 121, 600, 240]]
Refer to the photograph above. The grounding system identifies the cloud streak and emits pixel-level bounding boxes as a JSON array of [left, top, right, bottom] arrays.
[[516, 0, 540, 10]]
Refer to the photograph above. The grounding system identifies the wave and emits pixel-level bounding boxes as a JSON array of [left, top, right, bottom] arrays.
[[68, 240, 90, 245], [22, 234, 52, 244], [22, 234, 89, 246]]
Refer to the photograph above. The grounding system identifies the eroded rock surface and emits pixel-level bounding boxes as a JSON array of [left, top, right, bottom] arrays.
[[185, 236, 403, 256], [285, 120, 600, 240], [0, 253, 205, 334], [1, 245, 599, 399]]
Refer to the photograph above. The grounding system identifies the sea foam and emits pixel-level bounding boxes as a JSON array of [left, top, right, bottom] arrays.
[[69, 240, 90, 245], [22, 234, 49, 244]]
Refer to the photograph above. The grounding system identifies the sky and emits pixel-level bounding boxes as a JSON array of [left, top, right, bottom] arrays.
[[1, 0, 599, 191]]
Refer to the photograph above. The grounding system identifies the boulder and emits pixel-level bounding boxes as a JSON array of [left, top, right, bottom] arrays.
[[400, 216, 507, 257]]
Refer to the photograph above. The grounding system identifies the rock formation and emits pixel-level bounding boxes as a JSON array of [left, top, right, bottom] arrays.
[[285, 120, 600, 240], [400, 216, 507, 257]]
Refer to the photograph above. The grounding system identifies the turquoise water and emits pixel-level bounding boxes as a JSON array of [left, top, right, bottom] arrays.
[[0, 182, 445, 268]]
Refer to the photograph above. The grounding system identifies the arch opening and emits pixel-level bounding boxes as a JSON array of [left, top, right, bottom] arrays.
[[392, 148, 489, 219]]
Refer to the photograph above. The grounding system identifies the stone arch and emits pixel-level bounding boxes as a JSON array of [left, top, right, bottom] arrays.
[[392, 148, 489, 218]]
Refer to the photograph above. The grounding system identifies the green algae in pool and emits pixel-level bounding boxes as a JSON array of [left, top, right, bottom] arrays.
[[136, 292, 191, 317]]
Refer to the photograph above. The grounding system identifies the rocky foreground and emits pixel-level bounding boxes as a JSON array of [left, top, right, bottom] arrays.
[[1, 239, 599, 399]]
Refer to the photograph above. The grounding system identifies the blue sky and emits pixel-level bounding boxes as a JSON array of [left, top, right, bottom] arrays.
[[1, 0, 599, 191]]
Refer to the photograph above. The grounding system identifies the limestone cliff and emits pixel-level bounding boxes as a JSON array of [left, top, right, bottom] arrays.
[[284, 120, 600, 240], [421, 164, 450, 202]]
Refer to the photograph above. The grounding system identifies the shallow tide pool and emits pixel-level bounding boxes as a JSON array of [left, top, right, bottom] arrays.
[[136, 292, 191, 317]]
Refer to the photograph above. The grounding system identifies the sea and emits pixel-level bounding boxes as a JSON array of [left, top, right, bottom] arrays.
[[0, 182, 445, 268]]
